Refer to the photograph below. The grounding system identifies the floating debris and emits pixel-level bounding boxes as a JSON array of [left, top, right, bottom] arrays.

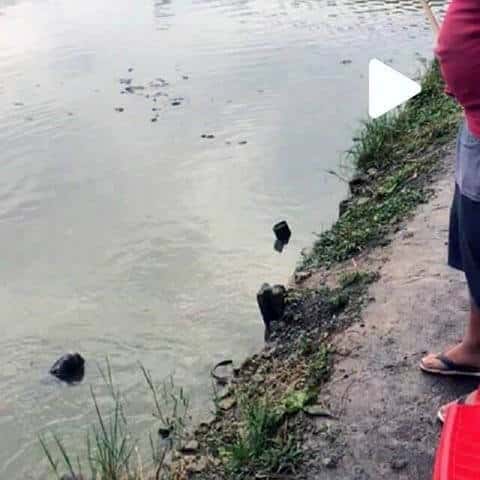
[[201, 134, 215, 139], [115, 107, 124, 112], [238, 140, 248, 145], [341, 59, 352, 65], [125, 85, 145, 93], [151, 117, 158, 122], [150, 78, 169, 88]]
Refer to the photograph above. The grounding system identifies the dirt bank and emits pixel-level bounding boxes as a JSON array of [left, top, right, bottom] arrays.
[[296, 148, 477, 479], [172, 144, 477, 480]]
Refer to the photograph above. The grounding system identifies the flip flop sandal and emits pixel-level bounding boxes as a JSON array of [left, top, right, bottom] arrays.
[[437, 389, 480, 423], [420, 353, 480, 377]]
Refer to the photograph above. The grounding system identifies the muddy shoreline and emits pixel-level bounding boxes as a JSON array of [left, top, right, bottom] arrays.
[[168, 63, 463, 479], [172, 143, 456, 480]]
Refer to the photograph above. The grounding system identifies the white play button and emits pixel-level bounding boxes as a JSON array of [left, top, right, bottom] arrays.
[[368, 58, 422, 119]]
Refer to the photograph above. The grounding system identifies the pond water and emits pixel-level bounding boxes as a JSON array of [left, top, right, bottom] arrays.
[[0, 0, 446, 476]]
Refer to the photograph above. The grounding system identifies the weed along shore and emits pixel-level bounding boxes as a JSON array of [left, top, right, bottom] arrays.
[[40, 60, 463, 480]]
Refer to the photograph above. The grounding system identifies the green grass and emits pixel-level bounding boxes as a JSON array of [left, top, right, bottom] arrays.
[[221, 397, 301, 478], [306, 343, 332, 387], [300, 61, 461, 270], [350, 61, 459, 172]]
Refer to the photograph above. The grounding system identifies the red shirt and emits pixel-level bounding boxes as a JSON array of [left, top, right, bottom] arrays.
[[436, 0, 480, 138]]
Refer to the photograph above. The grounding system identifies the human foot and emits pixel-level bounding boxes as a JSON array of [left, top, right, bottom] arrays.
[[420, 342, 480, 376], [437, 389, 480, 423]]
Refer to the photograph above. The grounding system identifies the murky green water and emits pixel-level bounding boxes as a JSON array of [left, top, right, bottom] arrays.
[[0, 0, 445, 476]]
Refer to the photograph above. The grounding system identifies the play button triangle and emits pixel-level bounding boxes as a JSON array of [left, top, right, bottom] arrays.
[[368, 58, 422, 119]]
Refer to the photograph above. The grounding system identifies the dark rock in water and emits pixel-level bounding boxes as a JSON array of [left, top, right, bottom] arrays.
[[238, 140, 248, 145], [201, 134, 215, 139], [274, 239, 285, 253], [273, 221, 291, 243], [158, 426, 172, 439], [50, 353, 85, 383], [348, 173, 369, 194], [115, 107, 124, 112], [128, 67, 134, 72], [257, 283, 286, 341]]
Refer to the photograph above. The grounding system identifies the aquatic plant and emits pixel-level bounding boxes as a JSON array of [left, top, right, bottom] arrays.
[[40, 360, 190, 480]]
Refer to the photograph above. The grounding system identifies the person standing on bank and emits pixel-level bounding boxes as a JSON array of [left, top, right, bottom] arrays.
[[419, 0, 480, 421]]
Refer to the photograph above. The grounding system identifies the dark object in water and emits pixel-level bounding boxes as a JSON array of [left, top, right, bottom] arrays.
[[257, 283, 286, 341], [274, 239, 285, 253], [50, 353, 85, 383], [348, 173, 369, 194], [158, 426, 173, 439], [273, 221, 291, 243], [211, 359, 233, 386]]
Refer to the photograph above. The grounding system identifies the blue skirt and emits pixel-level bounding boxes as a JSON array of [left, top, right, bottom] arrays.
[[448, 121, 480, 307], [449, 185, 480, 307]]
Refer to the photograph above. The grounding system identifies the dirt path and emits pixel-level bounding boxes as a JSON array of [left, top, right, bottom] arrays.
[[300, 152, 478, 479]]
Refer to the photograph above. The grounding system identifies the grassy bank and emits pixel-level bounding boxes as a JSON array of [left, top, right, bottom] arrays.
[[40, 61, 461, 480], [300, 60, 460, 270]]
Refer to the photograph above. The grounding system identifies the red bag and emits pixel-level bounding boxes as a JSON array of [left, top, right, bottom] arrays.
[[433, 396, 480, 480]]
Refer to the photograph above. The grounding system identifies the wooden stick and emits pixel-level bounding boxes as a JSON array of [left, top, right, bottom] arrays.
[[419, 0, 440, 35]]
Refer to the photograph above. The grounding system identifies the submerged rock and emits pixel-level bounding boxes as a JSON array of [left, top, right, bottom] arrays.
[[257, 283, 286, 340], [348, 173, 369, 194], [158, 426, 172, 439], [50, 353, 85, 383]]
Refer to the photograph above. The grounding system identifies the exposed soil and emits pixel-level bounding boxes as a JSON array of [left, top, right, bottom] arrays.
[[298, 150, 477, 479], [170, 145, 475, 480]]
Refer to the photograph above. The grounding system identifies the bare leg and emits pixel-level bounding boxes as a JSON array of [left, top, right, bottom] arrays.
[[422, 298, 480, 369]]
